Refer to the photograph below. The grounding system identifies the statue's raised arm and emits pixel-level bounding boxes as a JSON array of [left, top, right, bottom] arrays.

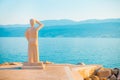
[[35, 20, 44, 31]]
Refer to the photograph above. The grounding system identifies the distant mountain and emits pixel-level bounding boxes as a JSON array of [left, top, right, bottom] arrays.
[[0, 18, 120, 38], [41, 18, 120, 26], [1, 18, 120, 27], [79, 18, 120, 23], [41, 19, 77, 26]]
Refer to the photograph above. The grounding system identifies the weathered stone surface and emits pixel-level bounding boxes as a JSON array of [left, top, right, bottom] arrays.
[[78, 65, 102, 78], [90, 75, 99, 80], [0, 62, 22, 66], [117, 69, 120, 80], [112, 68, 119, 76], [9, 62, 22, 65], [3, 62, 9, 65], [77, 62, 85, 65], [109, 74, 117, 80], [84, 77, 92, 80], [44, 61, 53, 64], [99, 77, 107, 80], [97, 68, 111, 78]]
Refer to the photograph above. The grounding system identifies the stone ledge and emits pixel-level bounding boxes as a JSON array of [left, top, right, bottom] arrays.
[[22, 62, 45, 69], [23, 62, 44, 66], [22, 66, 44, 69]]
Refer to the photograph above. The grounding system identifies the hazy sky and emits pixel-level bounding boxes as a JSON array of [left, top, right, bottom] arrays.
[[0, 0, 120, 24]]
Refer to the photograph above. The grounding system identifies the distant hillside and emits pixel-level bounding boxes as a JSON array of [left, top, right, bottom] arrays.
[[42, 18, 120, 26], [0, 18, 120, 37]]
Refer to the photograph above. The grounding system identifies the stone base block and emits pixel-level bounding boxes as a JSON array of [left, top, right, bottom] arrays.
[[22, 62, 45, 69]]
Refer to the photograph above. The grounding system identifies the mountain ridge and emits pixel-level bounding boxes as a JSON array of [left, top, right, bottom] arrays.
[[0, 18, 120, 27], [0, 18, 120, 38]]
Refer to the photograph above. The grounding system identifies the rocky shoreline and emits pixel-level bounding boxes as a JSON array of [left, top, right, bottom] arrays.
[[0, 62, 120, 80], [84, 67, 120, 80]]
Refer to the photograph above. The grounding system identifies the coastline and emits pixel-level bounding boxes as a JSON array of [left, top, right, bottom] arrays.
[[0, 62, 120, 80]]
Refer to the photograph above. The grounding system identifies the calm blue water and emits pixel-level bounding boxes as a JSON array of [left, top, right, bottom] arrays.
[[0, 37, 120, 68]]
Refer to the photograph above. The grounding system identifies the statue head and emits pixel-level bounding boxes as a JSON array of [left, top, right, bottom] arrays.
[[30, 19, 36, 27]]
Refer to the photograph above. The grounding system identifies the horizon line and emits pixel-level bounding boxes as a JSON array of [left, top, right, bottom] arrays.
[[0, 17, 120, 25]]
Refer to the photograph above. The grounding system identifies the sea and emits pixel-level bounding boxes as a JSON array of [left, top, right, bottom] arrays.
[[0, 37, 120, 68]]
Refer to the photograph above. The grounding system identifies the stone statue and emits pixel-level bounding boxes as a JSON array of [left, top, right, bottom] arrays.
[[25, 19, 44, 63]]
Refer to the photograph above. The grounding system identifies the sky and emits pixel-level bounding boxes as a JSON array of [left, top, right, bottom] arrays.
[[0, 0, 120, 24]]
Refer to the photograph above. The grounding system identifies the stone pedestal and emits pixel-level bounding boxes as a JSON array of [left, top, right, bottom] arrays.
[[22, 62, 45, 69]]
